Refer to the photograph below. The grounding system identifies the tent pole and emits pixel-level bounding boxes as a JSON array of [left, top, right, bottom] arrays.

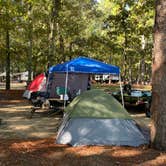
[[46, 72, 50, 97], [119, 74, 124, 107], [64, 64, 69, 109]]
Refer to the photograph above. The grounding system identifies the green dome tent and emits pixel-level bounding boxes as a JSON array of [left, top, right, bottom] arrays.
[[65, 89, 131, 119], [56, 89, 149, 147]]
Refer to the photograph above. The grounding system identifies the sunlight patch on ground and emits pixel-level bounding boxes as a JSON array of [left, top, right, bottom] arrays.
[[140, 155, 166, 166], [29, 132, 56, 138], [10, 139, 49, 151], [65, 146, 107, 157], [9, 124, 31, 131], [44, 151, 65, 159], [111, 149, 142, 157], [0, 82, 26, 90]]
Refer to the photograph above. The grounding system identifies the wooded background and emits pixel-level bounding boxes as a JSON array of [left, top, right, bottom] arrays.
[[0, 0, 154, 88]]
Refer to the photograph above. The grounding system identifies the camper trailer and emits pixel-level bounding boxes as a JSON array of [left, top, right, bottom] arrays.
[[94, 74, 119, 83]]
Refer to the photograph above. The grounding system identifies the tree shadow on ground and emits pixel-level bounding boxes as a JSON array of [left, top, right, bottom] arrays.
[[0, 138, 166, 166], [0, 101, 62, 139]]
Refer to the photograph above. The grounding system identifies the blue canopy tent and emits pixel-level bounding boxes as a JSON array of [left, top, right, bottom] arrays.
[[49, 57, 124, 107], [49, 56, 120, 74]]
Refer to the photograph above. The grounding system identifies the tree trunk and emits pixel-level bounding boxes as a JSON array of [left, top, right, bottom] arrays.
[[69, 42, 73, 60], [59, 34, 65, 62], [57, 23, 65, 62], [128, 57, 132, 83], [27, 5, 33, 84], [27, 26, 33, 83], [48, 0, 61, 65], [122, 51, 127, 81], [48, 19, 56, 64], [122, 31, 128, 81], [6, 29, 10, 90], [140, 55, 145, 84], [140, 35, 146, 84], [151, 0, 166, 150]]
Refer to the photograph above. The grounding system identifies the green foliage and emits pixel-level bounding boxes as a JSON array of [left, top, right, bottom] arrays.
[[0, 0, 154, 82], [95, 0, 154, 81]]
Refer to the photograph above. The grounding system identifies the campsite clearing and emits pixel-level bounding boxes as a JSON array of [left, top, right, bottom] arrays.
[[0, 100, 62, 139], [1, 99, 166, 165]]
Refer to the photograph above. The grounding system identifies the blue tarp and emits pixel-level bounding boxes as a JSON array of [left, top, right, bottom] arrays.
[[49, 57, 120, 74]]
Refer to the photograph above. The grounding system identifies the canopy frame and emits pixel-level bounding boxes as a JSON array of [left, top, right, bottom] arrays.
[[49, 57, 124, 108]]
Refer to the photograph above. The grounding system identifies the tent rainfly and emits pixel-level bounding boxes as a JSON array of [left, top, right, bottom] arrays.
[[23, 73, 46, 99], [56, 89, 149, 147]]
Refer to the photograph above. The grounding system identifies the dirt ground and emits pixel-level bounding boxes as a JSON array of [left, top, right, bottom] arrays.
[[0, 100, 62, 139], [0, 99, 166, 165]]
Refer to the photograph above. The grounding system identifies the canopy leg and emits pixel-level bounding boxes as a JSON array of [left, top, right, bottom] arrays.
[[119, 74, 124, 107]]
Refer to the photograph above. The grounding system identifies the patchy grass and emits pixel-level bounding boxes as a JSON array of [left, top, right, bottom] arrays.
[[92, 83, 151, 92], [92, 83, 121, 92]]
